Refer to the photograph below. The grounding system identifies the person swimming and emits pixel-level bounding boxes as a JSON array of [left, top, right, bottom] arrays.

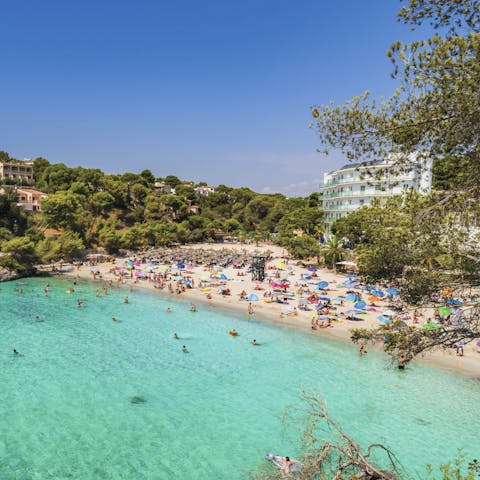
[[13, 348, 19, 355], [166, 307, 171, 313], [172, 333, 179, 339], [251, 339, 260, 345], [112, 317, 119, 322], [281, 456, 294, 477], [182, 345, 188, 353], [229, 329, 238, 336]]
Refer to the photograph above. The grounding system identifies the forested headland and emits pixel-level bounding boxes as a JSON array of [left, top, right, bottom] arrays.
[[0, 152, 323, 275]]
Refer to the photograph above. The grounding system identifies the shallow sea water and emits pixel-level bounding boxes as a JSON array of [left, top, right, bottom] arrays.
[[1, 277, 479, 479]]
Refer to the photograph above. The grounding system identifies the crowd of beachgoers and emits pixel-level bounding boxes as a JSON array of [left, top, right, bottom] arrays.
[[36, 242, 480, 375]]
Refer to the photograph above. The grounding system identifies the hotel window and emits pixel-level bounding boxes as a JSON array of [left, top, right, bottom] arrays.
[[360, 185, 365, 192]]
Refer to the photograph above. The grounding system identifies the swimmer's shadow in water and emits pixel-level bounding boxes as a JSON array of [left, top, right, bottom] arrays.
[[130, 396, 147, 405]]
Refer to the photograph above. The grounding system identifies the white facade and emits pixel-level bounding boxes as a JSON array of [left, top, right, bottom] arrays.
[[321, 156, 432, 232], [194, 186, 216, 196]]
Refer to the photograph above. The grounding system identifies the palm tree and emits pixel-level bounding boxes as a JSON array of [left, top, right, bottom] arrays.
[[321, 235, 346, 273]]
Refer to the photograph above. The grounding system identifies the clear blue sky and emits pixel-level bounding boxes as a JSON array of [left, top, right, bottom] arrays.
[[0, 0, 426, 196]]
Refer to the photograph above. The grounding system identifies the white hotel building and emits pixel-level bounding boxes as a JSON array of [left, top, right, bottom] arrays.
[[321, 156, 433, 233]]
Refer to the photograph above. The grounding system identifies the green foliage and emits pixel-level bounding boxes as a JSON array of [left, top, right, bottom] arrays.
[[32, 157, 50, 181], [41, 191, 85, 229], [321, 234, 346, 271], [1, 236, 37, 271], [36, 231, 85, 262], [1, 148, 324, 259], [285, 235, 320, 260], [90, 191, 116, 215], [0, 188, 27, 235]]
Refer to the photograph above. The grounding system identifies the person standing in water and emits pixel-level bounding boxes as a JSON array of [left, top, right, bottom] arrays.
[[182, 345, 188, 353]]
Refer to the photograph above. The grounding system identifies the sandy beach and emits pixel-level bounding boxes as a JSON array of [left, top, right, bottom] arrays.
[[48, 242, 480, 378]]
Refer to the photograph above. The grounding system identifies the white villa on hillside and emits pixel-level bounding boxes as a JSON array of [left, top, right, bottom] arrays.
[[321, 155, 432, 233], [194, 185, 216, 196]]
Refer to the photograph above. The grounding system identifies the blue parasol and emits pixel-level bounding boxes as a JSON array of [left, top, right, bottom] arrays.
[[386, 288, 400, 295], [346, 293, 361, 302]]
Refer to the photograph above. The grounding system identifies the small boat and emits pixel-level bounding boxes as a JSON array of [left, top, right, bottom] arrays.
[[265, 452, 303, 472]]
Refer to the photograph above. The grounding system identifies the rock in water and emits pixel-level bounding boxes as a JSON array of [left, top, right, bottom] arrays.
[[130, 396, 146, 404]]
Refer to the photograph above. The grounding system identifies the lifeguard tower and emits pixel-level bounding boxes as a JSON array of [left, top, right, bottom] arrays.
[[250, 254, 267, 281]]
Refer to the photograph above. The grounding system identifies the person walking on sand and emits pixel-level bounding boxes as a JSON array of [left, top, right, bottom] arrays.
[[248, 302, 254, 315]]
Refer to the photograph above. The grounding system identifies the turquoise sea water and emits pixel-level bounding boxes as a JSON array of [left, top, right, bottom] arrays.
[[1, 277, 479, 479]]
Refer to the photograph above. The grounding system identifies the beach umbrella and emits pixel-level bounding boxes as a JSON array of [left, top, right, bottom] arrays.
[[173, 275, 183, 281], [303, 274, 312, 279], [317, 281, 329, 289], [279, 283, 290, 289], [159, 265, 169, 272], [346, 293, 361, 302], [271, 282, 280, 288], [366, 307, 377, 312], [183, 280, 191, 286], [219, 273, 228, 280], [476, 341, 480, 347], [368, 295, 381, 302], [247, 294, 259, 302], [372, 290, 385, 297], [65, 266, 74, 272], [354, 301, 367, 309], [276, 262, 286, 269], [383, 310, 397, 317], [447, 299, 463, 305], [378, 315, 392, 324], [319, 297, 331, 302], [386, 288, 400, 296], [423, 323, 441, 330], [177, 263, 185, 269], [346, 274, 357, 278], [308, 267, 317, 272], [317, 315, 330, 320]]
